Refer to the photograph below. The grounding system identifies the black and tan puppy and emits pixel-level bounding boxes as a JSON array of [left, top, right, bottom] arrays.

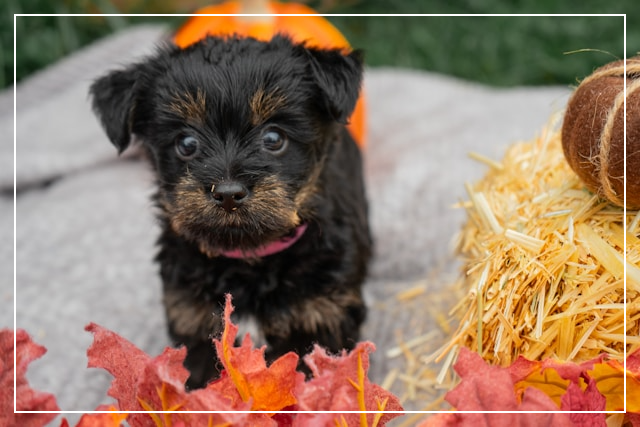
[[90, 34, 371, 388]]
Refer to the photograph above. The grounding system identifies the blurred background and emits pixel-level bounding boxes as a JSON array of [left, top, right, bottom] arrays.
[[3, 1, 635, 90]]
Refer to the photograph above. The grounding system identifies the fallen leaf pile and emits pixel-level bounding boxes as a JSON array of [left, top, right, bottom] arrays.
[[2, 295, 403, 427], [419, 347, 640, 427], [2, 294, 639, 426]]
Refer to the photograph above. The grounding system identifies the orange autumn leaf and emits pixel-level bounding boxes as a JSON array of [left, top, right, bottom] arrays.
[[209, 294, 304, 412], [589, 360, 625, 411], [514, 366, 572, 407], [627, 348, 640, 413], [72, 405, 127, 427], [589, 356, 640, 412], [208, 294, 402, 426]]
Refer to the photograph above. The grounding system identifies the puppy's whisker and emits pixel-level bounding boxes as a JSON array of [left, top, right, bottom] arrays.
[[236, 170, 264, 179]]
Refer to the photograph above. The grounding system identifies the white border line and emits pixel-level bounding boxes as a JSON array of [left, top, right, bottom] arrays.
[[12, 13, 627, 17], [12, 13, 628, 419], [623, 12, 628, 416], [13, 11, 18, 417]]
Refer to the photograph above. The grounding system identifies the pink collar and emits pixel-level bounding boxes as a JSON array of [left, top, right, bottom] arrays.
[[220, 223, 308, 259]]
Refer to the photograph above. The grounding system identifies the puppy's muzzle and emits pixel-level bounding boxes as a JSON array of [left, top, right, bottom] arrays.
[[210, 181, 249, 213]]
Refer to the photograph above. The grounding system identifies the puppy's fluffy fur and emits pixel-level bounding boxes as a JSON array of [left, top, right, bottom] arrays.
[[90, 35, 371, 388]]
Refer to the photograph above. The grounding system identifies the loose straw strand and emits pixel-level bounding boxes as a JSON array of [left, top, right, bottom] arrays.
[[579, 57, 640, 87]]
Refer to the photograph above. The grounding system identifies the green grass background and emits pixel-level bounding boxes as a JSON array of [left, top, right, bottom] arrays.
[[3, 0, 636, 90]]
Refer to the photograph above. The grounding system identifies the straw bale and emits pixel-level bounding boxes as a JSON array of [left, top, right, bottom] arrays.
[[437, 123, 638, 367]]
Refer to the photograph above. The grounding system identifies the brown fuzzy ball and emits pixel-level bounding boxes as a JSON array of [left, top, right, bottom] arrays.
[[561, 55, 640, 208]]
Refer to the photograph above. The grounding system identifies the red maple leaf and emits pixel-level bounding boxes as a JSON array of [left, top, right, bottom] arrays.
[[85, 322, 248, 426], [628, 347, 640, 374], [418, 346, 640, 427], [0, 328, 60, 427], [508, 353, 605, 385], [508, 347, 639, 414], [295, 341, 403, 426], [418, 347, 574, 427], [560, 381, 606, 426]]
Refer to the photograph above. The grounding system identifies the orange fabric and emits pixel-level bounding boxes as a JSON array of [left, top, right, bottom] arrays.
[[173, 1, 366, 148]]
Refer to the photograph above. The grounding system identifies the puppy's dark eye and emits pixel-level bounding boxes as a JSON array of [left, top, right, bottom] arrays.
[[261, 128, 287, 154], [175, 136, 200, 160]]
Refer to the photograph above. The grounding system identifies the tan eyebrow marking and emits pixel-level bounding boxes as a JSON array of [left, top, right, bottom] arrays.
[[168, 88, 206, 123], [249, 87, 286, 126]]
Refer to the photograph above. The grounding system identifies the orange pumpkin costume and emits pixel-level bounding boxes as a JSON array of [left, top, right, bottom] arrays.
[[173, 1, 366, 148]]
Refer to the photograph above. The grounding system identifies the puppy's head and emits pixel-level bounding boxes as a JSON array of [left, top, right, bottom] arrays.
[[90, 35, 363, 256]]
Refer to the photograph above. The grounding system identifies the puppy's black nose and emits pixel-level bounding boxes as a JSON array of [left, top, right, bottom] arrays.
[[210, 181, 249, 213]]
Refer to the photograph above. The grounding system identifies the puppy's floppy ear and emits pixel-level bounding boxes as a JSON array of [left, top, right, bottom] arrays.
[[89, 65, 142, 154], [306, 46, 364, 124]]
